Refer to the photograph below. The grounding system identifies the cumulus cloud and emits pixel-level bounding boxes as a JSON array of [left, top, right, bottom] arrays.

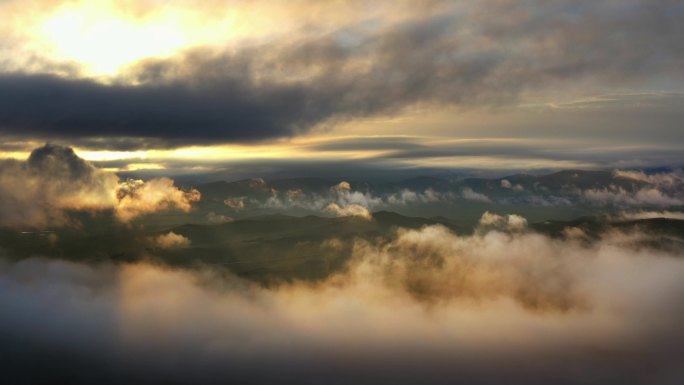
[[580, 170, 684, 207], [0, 144, 200, 228], [223, 196, 247, 210], [478, 211, 528, 231], [324, 202, 372, 219], [331, 181, 352, 192], [249, 179, 462, 217], [329, 181, 383, 209], [116, 177, 200, 222], [150, 232, 191, 249], [583, 186, 684, 207], [614, 170, 684, 187], [207, 212, 233, 224], [462, 169, 682, 209], [255, 180, 382, 217], [208, 168, 684, 219], [386, 188, 450, 205], [461, 187, 492, 203], [500, 179, 524, 191], [1, 223, 684, 384]]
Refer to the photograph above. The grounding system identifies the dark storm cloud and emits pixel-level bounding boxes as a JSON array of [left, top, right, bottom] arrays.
[[0, 0, 682, 149], [0, 73, 313, 143]]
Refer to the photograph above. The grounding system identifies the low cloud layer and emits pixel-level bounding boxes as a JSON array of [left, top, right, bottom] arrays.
[[0, 144, 200, 228], [1, 221, 683, 384], [255, 180, 382, 218], [207, 170, 683, 223], [583, 170, 684, 207]]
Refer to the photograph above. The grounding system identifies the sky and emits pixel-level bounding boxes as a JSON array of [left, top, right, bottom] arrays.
[[2, 4, 684, 383], [1, 0, 683, 177]]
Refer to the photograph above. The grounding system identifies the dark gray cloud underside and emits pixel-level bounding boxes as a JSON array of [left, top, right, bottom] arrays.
[[0, 74, 314, 141], [0, 0, 682, 147]]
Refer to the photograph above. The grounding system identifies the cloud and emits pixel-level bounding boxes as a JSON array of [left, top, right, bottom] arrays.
[[461, 187, 492, 203], [256, 180, 382, 216], [249, 179, 459, 216], [116, 177, 200, 222], [583, 186, 684, 207], [561, 226, 589, 240], [616, 210, 684, 221], [207, 212, 233, 224], [0, 1, 682, 148], [324, 203, 372, 219], [205, 168, 684, 218], [1, 223, 684, 383], [500, 179, 524, 191], [386, 188, 449, 205], [223, 196, 247, 210], [0, 144, 200, 228], [150, 232, 191, 249], [614, 170, 684, 186], [577, 170, 684, 208], [478, 211, 528, 231], [331, 181, 352, 192], [0, 144, 118, 227]]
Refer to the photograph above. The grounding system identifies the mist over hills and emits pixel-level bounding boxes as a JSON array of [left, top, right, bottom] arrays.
[[2, 207, 682, 283], [1, 145, 684, 385], [1, 151, 682, 285], [192, 168, 683, 226], [2, 0, 683, 381], [198, 169, 677, 198], [2, 204, 684, 385]]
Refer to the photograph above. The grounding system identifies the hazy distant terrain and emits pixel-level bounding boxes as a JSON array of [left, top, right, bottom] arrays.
[[0, 145, 682, 385], [2, 0, 683, 383]]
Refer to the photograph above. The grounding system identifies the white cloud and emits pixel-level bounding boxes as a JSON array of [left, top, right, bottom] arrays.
[[616, 211, 684, 221], [478, 211, 528, 231], [207, 212, 233, 224], [150, 232, 191, 249], [501, 179, 524, 191], [324, 203, 372, 219], [584, 186, 683, 207], [462, 187, 493, 203]]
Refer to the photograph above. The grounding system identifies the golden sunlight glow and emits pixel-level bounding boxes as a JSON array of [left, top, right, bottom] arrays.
[[2, 135, 595, 172], [122, 163, 166, 171], [0, 151, 30, 160], [399, 156, 597, 170], [142, 140, 395, 162], [26, 1, 395, 78], [39, 3, 191, 76], [30, 0, 314, 78], [75, 149, 147, 161]]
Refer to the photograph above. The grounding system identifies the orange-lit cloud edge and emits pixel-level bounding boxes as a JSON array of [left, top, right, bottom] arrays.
[[1, 0, 681, 174]]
